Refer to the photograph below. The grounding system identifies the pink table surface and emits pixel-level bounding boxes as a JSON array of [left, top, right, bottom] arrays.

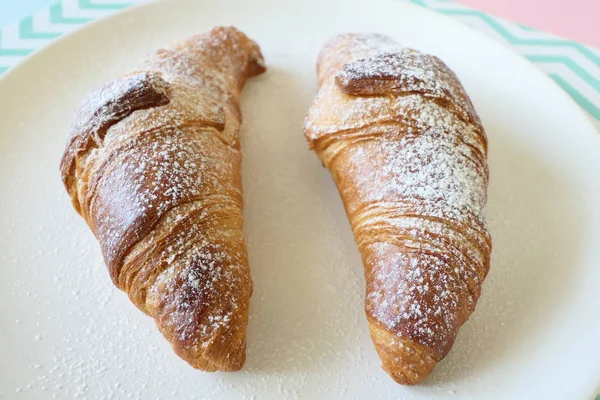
[[459, 0, 600, 48]]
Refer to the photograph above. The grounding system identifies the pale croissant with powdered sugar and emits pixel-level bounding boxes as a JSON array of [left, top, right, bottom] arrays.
[[304, 33, 492, 384]]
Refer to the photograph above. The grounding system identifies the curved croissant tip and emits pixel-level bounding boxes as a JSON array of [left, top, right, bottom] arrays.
[[190, 342, 247, 372], [187, 330, 247, 372], [207, 26, 266, 78], [369, 323, 437, 385], [164, 323, 247, 372]]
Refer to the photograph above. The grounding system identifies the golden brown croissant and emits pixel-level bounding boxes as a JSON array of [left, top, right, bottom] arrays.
[[59, 26, 266, 371], [303, 34, 492, 384]]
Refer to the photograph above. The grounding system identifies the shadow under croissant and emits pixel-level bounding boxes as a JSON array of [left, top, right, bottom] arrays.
[[419, 134, 585, 386]]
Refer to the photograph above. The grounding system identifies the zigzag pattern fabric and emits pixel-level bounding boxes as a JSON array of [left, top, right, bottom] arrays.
[[0, 0, 143, 73], [411, 0, 600, 125]]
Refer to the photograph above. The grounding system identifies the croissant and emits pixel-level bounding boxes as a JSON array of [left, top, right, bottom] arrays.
[[303, 34, 492, 384], [59, 26, 266, 371]]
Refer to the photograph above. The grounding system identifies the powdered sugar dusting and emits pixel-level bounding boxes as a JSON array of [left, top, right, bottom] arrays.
[[378, 99, 488, 226], [317, 34, 402, 81], [153, 240, 244, 345], [336, 50, 477, 125]]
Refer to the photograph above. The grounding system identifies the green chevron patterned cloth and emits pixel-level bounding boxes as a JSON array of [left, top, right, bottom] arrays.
[[0, 0, 598, 130], [412, 0, 600, 130]]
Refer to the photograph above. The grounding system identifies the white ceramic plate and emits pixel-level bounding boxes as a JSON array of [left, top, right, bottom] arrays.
[[1, 0, 600, 398]]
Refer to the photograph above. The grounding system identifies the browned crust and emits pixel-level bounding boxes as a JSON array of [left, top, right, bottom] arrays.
[[335, 51, 481, 129], [60, 71, 171, 212]]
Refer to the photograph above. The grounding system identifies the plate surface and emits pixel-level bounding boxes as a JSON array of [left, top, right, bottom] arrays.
[[1, 0, 599, 398]]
